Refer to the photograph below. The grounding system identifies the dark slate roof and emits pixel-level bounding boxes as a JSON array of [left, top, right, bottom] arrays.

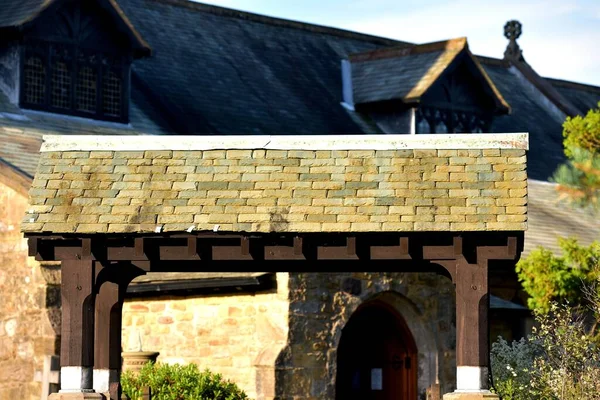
[[547, 78, 600, 115], [0, 0, 46, 27], [118, 0, 401, 135], [526, 179, 600, 256], [490, 295, 528, 310], [482, 61, 568, 181], [350, 48, 444, 104], [0, 87, 164, 176]]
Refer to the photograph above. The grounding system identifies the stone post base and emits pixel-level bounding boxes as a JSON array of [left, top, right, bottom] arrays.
[[443, 391, 499, 400], [48, 393, 105, 400]]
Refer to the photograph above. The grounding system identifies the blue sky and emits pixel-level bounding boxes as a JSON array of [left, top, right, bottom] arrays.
[[198, 0, 600, 87]]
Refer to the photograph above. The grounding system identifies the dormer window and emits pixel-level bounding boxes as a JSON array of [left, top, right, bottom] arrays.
[[345, 38, 510, 134], [21, 39, 129, 122], [14, 0, 151, 124]]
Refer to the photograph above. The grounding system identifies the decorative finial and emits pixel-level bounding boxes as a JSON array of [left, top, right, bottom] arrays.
[[503, 20, 524, 62]]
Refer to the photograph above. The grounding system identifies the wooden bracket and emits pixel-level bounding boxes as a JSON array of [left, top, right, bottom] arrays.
[[265, 236, 305, 260], [187, 237, 197, 258], [317, 236, 358, 260], [28, 237, 38, 258], [212, 237, 254, 261], [371, 237, 411, 260]]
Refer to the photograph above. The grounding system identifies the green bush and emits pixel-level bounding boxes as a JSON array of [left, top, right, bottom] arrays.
[[490, 337, 539, 400], [491, 302, 600, 400], [121, 362, 249, 400]]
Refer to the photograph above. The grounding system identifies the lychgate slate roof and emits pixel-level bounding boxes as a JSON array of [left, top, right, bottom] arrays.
[[21, 134, 528, 234]]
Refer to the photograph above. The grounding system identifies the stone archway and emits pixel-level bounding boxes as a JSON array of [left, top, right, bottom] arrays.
[[335, 299, 418, 399], [373, 291, 444, 398], [331, 290, 443, 399]]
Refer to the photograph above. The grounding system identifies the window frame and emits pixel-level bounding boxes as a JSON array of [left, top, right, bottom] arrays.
[[19, 38, 131, 123]]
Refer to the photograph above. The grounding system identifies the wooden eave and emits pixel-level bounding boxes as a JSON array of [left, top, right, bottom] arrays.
[[25, 231, 523, 277]]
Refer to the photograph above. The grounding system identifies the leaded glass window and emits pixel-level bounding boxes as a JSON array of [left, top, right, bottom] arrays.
[[23, 56, 46, 105], [76, 66, 98, 113], [415, 107, 490, 134], [21, 39, 129, 122]]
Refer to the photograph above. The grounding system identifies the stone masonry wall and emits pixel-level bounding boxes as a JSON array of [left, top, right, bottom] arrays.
[[0, 180, 60, 400], [121, 273, 290, 400], [122, 272, 456, 400], [23, 148, 527, 234], [276, 272, 456, 400]]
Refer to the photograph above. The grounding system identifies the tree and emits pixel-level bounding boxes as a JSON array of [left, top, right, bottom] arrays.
[[553, 102, 600, 207], [515, 238, 600, 314]]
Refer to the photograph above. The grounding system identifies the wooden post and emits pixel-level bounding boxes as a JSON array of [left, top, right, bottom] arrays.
[[57, 260, 97, 393], [94, 263, 145, 399], [94, 279, 119, 397], [454, 257, 490, 392]]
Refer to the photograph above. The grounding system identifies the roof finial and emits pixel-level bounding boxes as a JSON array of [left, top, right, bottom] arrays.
[[503, 20, 524, 62]]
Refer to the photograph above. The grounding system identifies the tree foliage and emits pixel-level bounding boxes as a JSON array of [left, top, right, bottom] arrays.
[[515, 237, 600, 313], [553, 102, 600, 207]]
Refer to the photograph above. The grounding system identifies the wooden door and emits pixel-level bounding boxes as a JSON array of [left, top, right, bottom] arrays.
[[336, 302, 417, 400]]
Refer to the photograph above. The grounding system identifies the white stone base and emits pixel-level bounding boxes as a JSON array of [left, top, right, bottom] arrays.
[[443, 390, 499, 400], [92, 369, 117, 393], [456, 366, 488, 391], [59, 366, 93, 392]]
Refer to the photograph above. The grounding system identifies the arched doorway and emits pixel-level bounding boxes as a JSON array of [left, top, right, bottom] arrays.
[[336, 300, 418, 400]]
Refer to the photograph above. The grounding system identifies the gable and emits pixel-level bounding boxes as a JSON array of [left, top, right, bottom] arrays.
[[24, 0, 149, 56], [422, 54, 499, 113]]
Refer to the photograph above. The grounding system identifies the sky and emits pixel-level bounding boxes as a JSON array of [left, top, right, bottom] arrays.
[[196, 0, 600, 87]]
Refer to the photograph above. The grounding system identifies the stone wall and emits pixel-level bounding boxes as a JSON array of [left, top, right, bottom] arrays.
[[276, 272, 456, 400], [122, 271, 455, 400], [121, 273, 290, 400], [0, 180, 60, 400]]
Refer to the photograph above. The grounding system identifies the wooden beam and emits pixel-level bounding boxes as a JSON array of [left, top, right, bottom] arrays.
[[26, 233, 523, 264]]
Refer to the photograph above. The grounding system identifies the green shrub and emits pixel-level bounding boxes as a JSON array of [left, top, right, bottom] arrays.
[[121, 362, 249, 400], [490, 337, 539, 400], [491, 302, 600, 400]]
